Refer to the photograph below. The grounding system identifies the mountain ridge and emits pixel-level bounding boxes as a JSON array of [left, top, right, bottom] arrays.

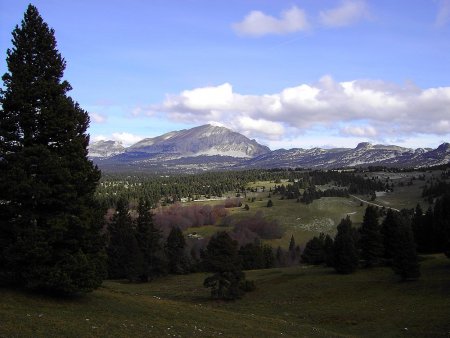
[[89, 125, 450, 173]]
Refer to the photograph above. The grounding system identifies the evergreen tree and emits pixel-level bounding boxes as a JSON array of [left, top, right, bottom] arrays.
[[239, 240, 264, 270], [323, 234, 334, 267], [359, 206, 383, 267], [107, 199, 142, 281], [288, 235, 296, 251], [391, 217, 420, 281], [262, 244, 275, 268], [432, 194, 450, 254], [136, 198, 166, 281], [166, 227, 190, 274], [333, 217, 359, 274], [411, 204, 427, 252], [381, 209, 398, 261], [203, 232, 248, 300], [288, 234, 298, 263], [301, 235, 325, 265], [0, 5, 105, 294]]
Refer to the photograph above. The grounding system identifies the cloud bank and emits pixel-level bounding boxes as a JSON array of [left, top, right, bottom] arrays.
[[154, 76, 450, 144], [233, 1, 370, 37], [232, 6, 309, 37], [319, 0, 369, 27]]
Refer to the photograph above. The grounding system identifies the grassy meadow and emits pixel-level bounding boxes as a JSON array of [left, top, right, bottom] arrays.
[[1, 254, 449, 337]]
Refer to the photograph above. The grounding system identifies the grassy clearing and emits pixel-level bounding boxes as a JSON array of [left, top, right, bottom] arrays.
[[188, 196, 363, 248], [2, 255, 449, 337], [179, 175, 436, 248]]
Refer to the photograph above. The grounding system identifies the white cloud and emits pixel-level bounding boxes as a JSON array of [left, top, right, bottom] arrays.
[[155, 77, 450, 143], [91, 132, 144, 146], [233, 6, 309, 37], [319, 0, 369, 27], [92, 135, 108, 142], [235, 117, 285, 140], [90, 112, 107, 123], [340, 125, 378, 137], [436, 0, 450, 27], [111, 132, 143, 146]]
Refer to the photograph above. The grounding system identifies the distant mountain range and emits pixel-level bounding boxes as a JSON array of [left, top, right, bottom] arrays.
[[89, 124, 450, 173]]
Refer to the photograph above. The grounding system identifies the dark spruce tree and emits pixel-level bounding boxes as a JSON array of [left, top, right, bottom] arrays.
[[107, 199, 142, 282], [381, 209, 399, 262], [333, 216, 359, 274], [0, 5, 105, 294], [136, 198, 166, 281], [391, 216, 420, 281], [359, 206, 383, 267], [203, 231, 249, 300], [166, 227, 190, 274], [301, 235, 325, 265], [323, 234, 334, 267]]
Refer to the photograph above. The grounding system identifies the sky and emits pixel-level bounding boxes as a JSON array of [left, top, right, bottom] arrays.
[[1, 0, 450, 150]]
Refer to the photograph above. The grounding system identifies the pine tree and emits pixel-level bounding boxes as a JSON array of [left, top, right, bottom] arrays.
[[288, 235, 296, 251], [203, 232, 247, 300], [166, 227, 190, 274], [107, 199, 142, 281], [381, 209, 398, 261], [359, 206, 383, 267], [0, 5, 105, 294], [333, 216, 359, 274], [301, 235, 325, 265], [323, 234, 334, 267], [136, 198, 166, 281], [391, 217, 420, 281], [288, 234, 298, 263]]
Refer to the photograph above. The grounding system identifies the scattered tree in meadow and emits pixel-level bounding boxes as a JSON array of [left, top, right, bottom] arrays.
[[107, 199, 142, 281], [0, 5, 105, 294], [136, 198, 166, 281], [301, 235, 325, 265], [166, 227, 190, 274], [359, 206, 383, 267], [381, 209, 398, 261], [323, 234, 335, 267], [333, 217, 359, 274], [203, 232, 251, 300], [391, 218, 420, 281]]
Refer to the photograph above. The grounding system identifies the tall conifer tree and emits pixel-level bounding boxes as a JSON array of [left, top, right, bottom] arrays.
[[359, 206, 383, 267], [0, 5, 105, 294], [136, 198, 166, 281], [391, 216, 420, 281], [333, 216, 359, 274]]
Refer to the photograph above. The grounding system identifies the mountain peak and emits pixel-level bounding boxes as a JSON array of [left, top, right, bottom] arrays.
[[88, 140, 125, 158], [437, 142, 450, 151], [355, 142, 372, 149], [125, 124, 270, 158]]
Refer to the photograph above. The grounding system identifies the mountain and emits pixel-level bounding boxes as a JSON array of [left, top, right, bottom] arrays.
[[88, 140, 125, 158], [241, 142, 449, 169], [126, 124, 270, 158], [89, 125, 450, 173]]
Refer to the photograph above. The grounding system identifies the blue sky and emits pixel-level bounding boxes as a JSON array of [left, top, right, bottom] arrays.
[[1, 0, 450, 149]]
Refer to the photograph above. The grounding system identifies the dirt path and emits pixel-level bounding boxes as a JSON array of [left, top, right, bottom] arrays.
[[350, 195, 400, 212]]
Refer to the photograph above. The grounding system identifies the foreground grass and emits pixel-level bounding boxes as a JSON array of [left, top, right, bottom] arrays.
[[1, 255, 449, 337]]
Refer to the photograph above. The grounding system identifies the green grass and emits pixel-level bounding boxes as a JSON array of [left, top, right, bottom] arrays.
[[2, 255, 449, 337], [181, 175, 436, 248], [190, 196, 364, 248]]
